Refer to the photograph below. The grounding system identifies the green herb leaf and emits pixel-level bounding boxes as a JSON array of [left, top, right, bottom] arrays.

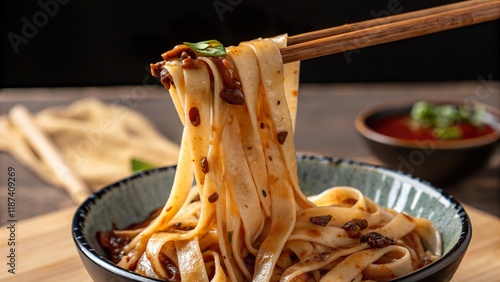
[[434, 105, 460, 128], [410, 101, 487, 140], [183, 40, 226, 57], [433, 126, 462, 140], [227, 231, 233, 243], [411, 101, 433, 121], [131, 158, 156, 173], [470, 104, 486, 126]]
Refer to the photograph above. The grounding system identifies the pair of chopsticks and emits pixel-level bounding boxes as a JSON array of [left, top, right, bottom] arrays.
[[280, 0, 500, 63]]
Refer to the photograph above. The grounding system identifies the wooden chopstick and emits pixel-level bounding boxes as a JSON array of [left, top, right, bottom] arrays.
[[9, 105, 91, 204], [286, 0, 497, 45], [281, 0, 500, 63]]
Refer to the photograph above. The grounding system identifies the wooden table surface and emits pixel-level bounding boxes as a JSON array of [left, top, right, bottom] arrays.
[[0, 82, 499, 281], [0, 204, 499, 282]]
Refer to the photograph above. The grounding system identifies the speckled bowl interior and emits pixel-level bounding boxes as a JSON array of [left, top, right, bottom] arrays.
[[72, 154, 471, 282]]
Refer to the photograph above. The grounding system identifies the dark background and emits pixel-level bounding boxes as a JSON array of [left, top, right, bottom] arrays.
[[1, 0, 498, 88]]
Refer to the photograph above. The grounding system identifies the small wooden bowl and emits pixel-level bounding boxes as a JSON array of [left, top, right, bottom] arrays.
[[355, 99, 500, 184]]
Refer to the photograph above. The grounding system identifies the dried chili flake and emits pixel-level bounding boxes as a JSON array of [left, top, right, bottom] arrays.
[[342, 218, 368, 238], [208, 192, 219, 203], [360, 232, 395, 248], [277, 131, 288, 144], [309, 215, 332, 226], [189, 107, 201, 126], [201, 157, 209, 173], [220, 89, 245, 105]]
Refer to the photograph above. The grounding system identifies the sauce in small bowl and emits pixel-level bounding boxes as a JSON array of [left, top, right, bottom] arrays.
[[369, 114, 495, 141], [356, 99, 500, 184]]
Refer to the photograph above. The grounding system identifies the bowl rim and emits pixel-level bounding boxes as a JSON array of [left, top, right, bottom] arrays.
[[72, 166, 172, 282], [355, 98, 500, 149], [72, 154, 472, 282]]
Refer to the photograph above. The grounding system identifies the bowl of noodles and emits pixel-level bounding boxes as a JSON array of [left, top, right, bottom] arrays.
[[73, 36, 470, 281], [72, 154, 471, 282]]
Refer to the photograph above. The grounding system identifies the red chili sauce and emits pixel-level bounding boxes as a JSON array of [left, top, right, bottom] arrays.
[[369, 113, 495, 141]]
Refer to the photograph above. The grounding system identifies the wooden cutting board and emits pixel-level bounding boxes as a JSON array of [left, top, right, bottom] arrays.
[[1, 204, 499, 282]]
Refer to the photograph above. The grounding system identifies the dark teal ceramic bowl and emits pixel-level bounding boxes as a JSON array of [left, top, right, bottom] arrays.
[[72, 154, 471, 282]]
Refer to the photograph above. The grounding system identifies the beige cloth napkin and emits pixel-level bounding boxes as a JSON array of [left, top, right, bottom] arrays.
[[0, 98, 180, 201]]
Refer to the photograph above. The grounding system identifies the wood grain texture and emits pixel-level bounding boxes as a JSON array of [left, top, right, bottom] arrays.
[[0, 207, 91, 282], [287, 0, 498, 45], [453, 207, 500, 282], [281, 0, 500, 63], [0, 205, 498, 281]]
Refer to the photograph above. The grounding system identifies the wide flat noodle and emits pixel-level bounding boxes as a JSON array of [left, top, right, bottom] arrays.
[[269, 35, 300, 129], [108, 35, 441, 282], [226, 45, 271, 217], [320, 245, 413, 282]]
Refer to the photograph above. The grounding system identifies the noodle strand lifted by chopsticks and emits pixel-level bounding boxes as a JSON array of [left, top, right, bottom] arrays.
[[100, 35, 441, 282]]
